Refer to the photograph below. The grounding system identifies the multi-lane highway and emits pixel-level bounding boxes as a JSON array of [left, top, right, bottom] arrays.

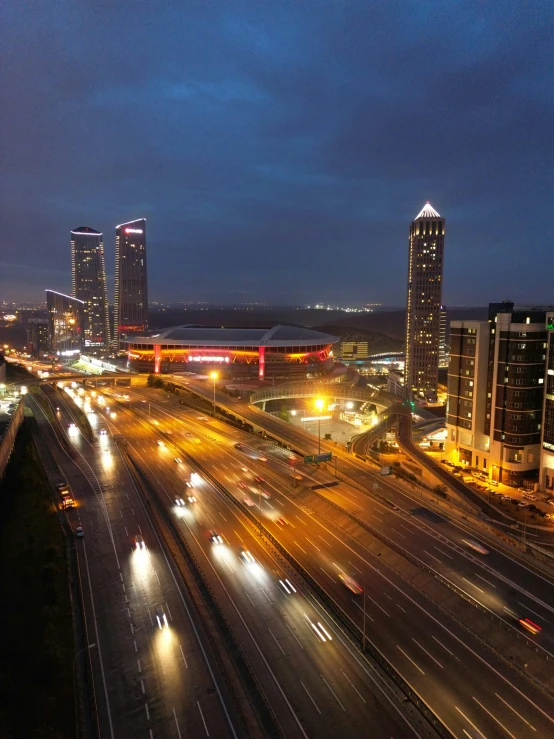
[[32, 383, 425, 739], [28, 389, 247, 739], [91, 382, 554, 738]]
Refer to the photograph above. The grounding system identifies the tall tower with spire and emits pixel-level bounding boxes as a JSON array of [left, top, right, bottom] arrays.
[[404, 202, 445, 402]]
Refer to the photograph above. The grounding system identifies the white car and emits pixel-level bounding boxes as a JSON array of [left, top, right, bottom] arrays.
[[99, 429, 107, 435], [187, 495, 197, 504], [175, 497, 185, 506], [157, 441, 165, 447], [75, 526, 84, 538], [209, 530, 223, 544], [243, 497, 255, 507], [174, 457, 183, 464]]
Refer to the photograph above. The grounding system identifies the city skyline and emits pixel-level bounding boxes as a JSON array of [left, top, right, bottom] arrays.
[[2, 2, 553, 305]]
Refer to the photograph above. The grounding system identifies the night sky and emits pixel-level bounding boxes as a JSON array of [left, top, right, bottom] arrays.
[[1, 1, 553, 306]]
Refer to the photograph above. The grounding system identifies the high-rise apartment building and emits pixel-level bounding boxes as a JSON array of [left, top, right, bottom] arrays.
[[71, 227, 110, 350], [446, 302, 547, 486], [113, 219, 148, 351], [539, 313, 554, 492], [404, 203, 445, 402], [46, 290, 84, 357]]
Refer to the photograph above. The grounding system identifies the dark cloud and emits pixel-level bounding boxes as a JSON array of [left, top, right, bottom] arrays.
[[1, 0, 553, 305]]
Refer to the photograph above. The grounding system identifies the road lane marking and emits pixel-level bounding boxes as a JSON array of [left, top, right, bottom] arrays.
[[412, 638, 443, 669], [154, 570, 160, 585], [244, 591, 257, 608], [173, 708, 183, 739], [165, 601, 173, 621], [473, 696, 516, 739], [503, 606, 518, 618], [285, 623, 304, 650], [300, 681, 321, 714], [391, 527, 406, 539], [219, 511, 227, 522], [124, 526, 128, 536], [396, 603, 407, 613], [197, 700, 210, 736], [434, 545, 453, 560], [494, 693, 536, 731], [179, 644, 188, 668], [319, 567, 335, 583], [340, 669, 366, 703], [146, 606, 153, 626], [431, 636, 459, 660], [365, 593, 389, 617], [145, 703, 150, 720], [294, 540, 307, 553], [137, 660, 141, 672], [454, 706, 486, 738], [397, 646, 425, 675], [133, 640, 138, 652], [518, 602, 550, 623], [475, 573, 496, 588], [130, 623, 134, 635], [321, 675, 346, 712], [423, 549, 442, 564], [234, 529, 243, 542], [296, 515, 307, 524], [462, 577, 484, 593], [305, 537, 321, 552], [317, 534, 331, 547], [348, 560, 364, 575], [141, 679, 145, 694], [268, 628, 286, 655], [352, 598, 374, 620]]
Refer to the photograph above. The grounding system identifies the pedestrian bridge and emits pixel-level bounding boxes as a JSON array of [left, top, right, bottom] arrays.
[[249, 383, 394, 413]]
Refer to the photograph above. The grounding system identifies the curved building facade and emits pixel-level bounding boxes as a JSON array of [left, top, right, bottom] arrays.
[[125, 325, 338, 380]]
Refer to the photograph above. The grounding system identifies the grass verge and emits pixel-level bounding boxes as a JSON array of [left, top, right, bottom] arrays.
[[0, 422, 75, 739]]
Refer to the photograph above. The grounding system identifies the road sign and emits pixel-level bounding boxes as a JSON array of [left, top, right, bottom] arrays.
[[304, 452, 333, 464], [315, 452, 332, 462]]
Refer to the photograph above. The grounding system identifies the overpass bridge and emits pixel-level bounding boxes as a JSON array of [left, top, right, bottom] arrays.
[[249, 382, 394, 413]]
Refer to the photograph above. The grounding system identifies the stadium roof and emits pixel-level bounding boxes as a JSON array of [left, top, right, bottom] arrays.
[[124, 324, 339, 348]]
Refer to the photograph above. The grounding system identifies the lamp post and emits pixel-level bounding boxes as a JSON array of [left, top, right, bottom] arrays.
[[210, 371, 218, 417], [315, 398, 324, 455], [73, 642, 96, 738]]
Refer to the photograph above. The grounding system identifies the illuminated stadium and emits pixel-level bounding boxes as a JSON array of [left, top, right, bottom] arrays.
[[124, 325, 339, 380]]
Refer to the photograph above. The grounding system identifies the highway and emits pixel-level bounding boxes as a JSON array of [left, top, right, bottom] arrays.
[[86, 389, 425, 738], [95, 382, 554, 738], [28, 388, 246, 739]]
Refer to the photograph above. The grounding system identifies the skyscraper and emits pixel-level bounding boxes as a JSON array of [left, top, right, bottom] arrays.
[[113, 218, 148, 351], [71, 227, 110, 350], [404, 203, 445, 402], [46, 289, 85, 357]]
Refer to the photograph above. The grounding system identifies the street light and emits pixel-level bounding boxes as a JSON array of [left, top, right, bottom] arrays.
[[210, 372, 218, 416], [315, 398, 324, 454]]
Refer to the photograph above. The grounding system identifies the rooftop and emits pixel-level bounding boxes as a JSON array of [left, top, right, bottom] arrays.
[[414, 202, 441, 219], [125, 324, 339, 348]]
